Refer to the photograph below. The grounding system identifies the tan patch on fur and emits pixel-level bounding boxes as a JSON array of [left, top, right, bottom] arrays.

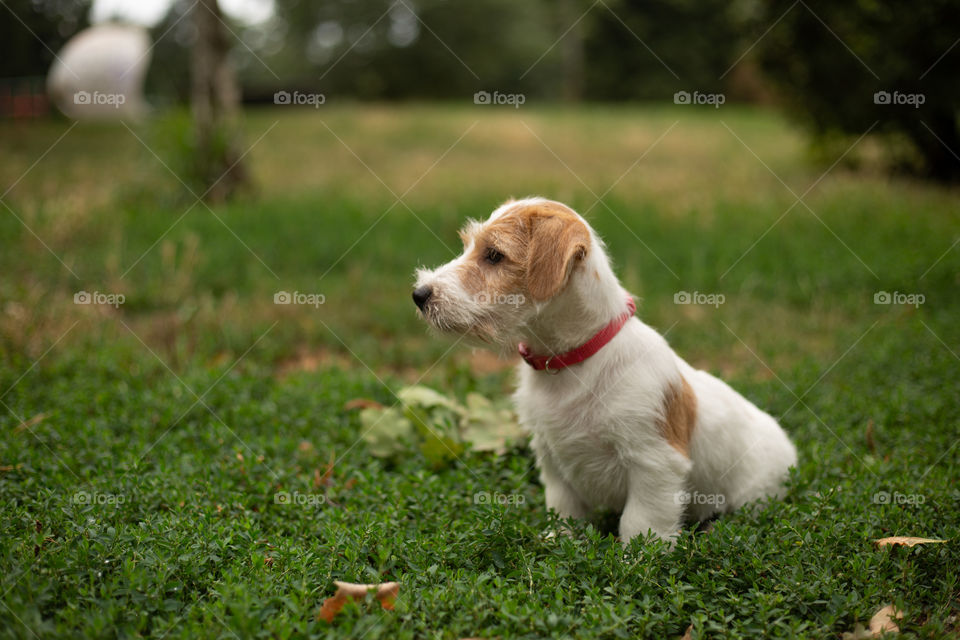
[[455, 212, 528, 297], [455, 199, 590, 302], [522, 201, 590, 301], [658, 376, 697, 456], [454, 200, 590, 301]]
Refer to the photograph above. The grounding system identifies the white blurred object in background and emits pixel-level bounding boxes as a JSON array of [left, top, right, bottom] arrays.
[[47, 24, 152, 120]]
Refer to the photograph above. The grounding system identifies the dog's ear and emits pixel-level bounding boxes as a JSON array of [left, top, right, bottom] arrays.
[[526, 214, 590, 301]]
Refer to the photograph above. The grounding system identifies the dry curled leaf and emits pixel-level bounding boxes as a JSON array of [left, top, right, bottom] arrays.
[[874, 537, 947, 548], [318, 581, 399, 623], [842, 604, 903, 639], [870, 605, 903, 635]]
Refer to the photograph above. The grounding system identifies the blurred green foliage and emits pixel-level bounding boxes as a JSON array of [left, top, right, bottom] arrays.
[[753, 0, 960, 181]]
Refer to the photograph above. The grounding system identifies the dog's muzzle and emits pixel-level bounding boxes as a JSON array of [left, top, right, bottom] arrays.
[[412, 285, 433, 311]]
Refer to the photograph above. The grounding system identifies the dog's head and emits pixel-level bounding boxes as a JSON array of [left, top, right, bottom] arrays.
[[412, 197, 593, 349]]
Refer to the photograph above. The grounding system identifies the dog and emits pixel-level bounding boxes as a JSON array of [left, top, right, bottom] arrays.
[[412, 197, 797, 543]]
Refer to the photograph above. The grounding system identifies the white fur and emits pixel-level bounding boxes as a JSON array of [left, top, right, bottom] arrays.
[[414, 198, 797, 544]]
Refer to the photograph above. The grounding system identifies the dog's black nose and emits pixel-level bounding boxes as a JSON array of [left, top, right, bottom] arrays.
[[412, 285, 433, 310]]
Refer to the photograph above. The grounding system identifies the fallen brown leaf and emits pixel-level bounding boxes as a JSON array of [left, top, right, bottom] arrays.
[[874, 537, 947, 548], [869, 605, 902, 635], [842, 604, 904, 639], [297, 440, 314, 454], [344, 398, 385, 411], [318, 581, 399, 623]]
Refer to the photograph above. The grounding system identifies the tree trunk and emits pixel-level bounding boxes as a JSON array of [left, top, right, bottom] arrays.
[[559, 0, 585, 102], [191, 0, 247, 203]]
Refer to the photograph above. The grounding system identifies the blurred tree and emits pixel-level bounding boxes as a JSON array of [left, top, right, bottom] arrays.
[[754, 0, 960, 182], [582, 0, 742, 100], [143, 1, 194, 104], [0, 0, 89, 77], [251, 0, 562, 100], [191, 0, 248, 202]]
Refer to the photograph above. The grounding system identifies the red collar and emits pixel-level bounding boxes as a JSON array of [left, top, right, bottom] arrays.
[[518, 296, 636, 373]]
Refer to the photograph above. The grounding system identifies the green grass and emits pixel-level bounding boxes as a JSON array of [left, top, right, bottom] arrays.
[[1, 104, 958, 638]]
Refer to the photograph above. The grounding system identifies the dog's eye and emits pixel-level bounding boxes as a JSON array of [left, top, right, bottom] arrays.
[[484, 248, 505, 265]]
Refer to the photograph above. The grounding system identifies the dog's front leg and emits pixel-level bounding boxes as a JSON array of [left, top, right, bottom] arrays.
[[538, 452, 589, 521], [619, 457, 690, 545]]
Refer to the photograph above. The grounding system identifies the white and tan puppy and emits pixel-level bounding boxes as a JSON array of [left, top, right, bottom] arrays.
[[413, 197, 797, 543]]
